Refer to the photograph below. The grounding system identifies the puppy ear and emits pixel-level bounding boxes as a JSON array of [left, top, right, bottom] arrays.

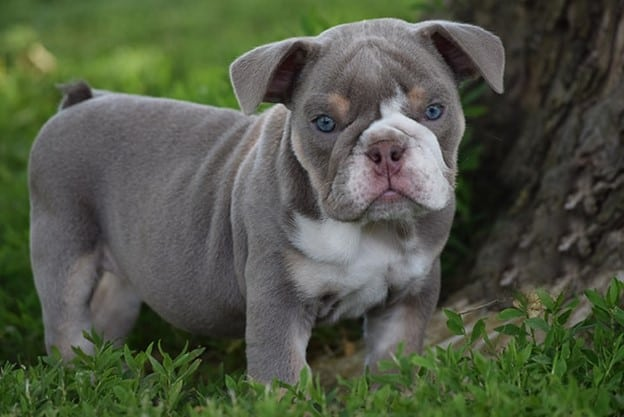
[[230, 38, 319, 114], [418, 20, 505, 94]]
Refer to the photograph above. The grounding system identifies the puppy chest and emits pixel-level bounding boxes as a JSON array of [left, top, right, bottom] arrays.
[[288, 215, 433, 321]]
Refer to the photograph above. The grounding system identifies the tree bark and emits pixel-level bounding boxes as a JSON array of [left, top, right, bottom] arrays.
[[448, 0, 624, 301]]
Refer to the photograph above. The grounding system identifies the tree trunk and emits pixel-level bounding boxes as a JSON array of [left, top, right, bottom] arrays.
[[445, 0, 624, 302]]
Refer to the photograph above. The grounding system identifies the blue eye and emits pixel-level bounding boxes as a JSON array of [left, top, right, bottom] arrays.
[[314, 115, 336, 133], [424, 103, 444, 121]]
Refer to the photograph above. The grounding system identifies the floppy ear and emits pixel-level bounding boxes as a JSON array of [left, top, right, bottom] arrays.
[[417, 20, 505, 94], [229, 38, 320, 114]]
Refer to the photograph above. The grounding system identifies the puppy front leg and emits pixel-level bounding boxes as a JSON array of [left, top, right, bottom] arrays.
[[364, 260, 441, 371], [245, 284, 314, 384]]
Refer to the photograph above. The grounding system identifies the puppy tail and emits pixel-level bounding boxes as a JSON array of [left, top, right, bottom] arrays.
[[57, 81, 94, 110]]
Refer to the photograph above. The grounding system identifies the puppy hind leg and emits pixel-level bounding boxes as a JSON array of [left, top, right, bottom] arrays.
[[30, 204, 105, 360], [90, 271, 142, 346], [33, 248, 100, 360]]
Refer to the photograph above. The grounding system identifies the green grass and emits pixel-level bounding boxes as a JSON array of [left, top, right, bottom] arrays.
[[1, 279, 623, 416]]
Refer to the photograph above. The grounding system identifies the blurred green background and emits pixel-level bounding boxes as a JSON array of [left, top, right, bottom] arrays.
[[1, 0, 485, 373]]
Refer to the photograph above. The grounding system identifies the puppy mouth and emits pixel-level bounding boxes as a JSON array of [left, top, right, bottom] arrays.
[[324, 171, 450, 222], [374, 188, 408, 204], [364, 187, 422, 217], [362, 180, 450, 221], [324, 187, 425, 223]]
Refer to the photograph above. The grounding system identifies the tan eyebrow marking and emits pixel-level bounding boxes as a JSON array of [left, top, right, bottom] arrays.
[[407, 86, 427, 113], [327, 93, 351, 121]]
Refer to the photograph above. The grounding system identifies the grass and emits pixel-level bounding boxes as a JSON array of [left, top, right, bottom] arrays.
[[2, 0, 623, 415], [1, 279, 623, 416]]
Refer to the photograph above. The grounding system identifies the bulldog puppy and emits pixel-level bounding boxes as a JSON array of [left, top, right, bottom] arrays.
[[29, 18, 504, 383]]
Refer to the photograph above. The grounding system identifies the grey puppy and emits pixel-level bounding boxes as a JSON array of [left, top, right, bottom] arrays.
[[29, 18, 504, 383]]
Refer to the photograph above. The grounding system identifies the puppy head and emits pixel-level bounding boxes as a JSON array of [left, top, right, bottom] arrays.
[[230, 19, 504, 222]]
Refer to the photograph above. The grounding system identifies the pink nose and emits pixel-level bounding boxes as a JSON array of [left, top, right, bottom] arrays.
[[365, 141, 406, 177]]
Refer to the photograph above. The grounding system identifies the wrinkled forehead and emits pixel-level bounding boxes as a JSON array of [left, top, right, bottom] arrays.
[[302, 29, 456, 115], [299, 39, 455, 123]]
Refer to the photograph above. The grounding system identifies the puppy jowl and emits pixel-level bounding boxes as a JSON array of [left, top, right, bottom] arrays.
[[29, 18, 504, 383]]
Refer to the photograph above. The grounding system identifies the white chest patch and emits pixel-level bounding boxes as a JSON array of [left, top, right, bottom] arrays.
[[288, 213, 434, 321]]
